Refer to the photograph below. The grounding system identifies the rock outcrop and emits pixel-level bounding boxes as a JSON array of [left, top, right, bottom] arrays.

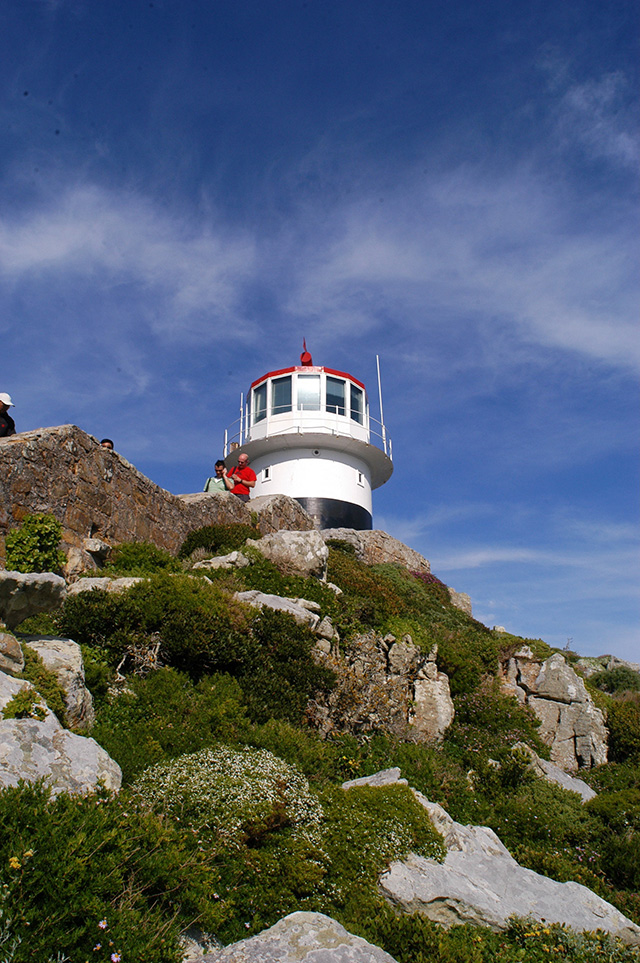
[[322, 528, 430, 574], [500, 648, 607, 770], [379, 786, 639, 946], [513, 743, 597, 803], [19, 635, 95, 730], [0, 670, 121, 795], [0, 426, 314, 565], [0, 570, 67, 630], [246, 530, 329, 580], [200, 912, 399, 963], [250, 494, 316, 535], [309, 633, 453, 742]]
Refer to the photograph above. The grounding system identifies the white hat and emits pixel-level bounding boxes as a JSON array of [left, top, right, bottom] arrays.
[[0, 393, 15, 407]]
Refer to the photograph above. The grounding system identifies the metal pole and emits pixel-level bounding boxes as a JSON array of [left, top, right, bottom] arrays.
[[239, 392, 244, 445], [224, 428, 228, 458], [376, 354, 387, 454]]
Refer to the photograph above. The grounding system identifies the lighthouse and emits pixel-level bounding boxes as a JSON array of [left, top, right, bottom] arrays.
[[223, 345, 393, 530]]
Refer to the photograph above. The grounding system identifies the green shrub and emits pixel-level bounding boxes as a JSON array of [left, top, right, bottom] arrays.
[[19, 646, 67, 723], [2, 685, 47, 721], [591, 666, 640, 694], [607, 698, 640, 762], [0, 781, 221, 963], [447, 679, 546, 761], [90, 669, 249, 783], [102, 541, 181, 575], [5, 513, 65, 574], [351, 906, 639, 963], [178, 523, 260, 559]]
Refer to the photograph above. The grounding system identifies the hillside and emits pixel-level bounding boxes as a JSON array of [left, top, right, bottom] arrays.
[[0, 505, 638, 959]]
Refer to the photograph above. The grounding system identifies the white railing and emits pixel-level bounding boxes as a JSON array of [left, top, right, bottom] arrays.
[[223, 412, 392, 460]]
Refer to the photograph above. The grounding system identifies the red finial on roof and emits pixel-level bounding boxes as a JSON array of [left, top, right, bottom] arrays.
[[300, 338, 313, 366]]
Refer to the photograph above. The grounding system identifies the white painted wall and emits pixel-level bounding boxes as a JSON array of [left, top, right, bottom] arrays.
[[251, 446, 372, 513]]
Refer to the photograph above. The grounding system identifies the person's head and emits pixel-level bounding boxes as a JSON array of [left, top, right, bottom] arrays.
[[214, 459, 225, 474], [100, 438, 114, 450], [0, 393, 14, 414], [237, 453, 249, 468]]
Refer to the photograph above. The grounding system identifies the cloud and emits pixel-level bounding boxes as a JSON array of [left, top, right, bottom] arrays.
[[283, 159, 638, 372], [0, 184, 257, 343]]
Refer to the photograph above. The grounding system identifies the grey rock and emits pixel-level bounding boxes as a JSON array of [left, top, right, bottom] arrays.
[[322, 528, 430, 574], [200, 912, 399, 962], [447, 587, 472, 616], [500, 651, 607, 771], [513, 743, 597, 803], [234, 591, 320, 631], [342, 767, 407, 790], [67, 576, 143, 596], [0, 632, 24, 674], [0, 670, 121, 795], [411, 661, 455, 742], [246, 530, 328, 580], [0, 570, 67, 630], [19, 635, 95, 730], [380, 792, 640, 946], [193, 551, 251, 571], [250, 494, 315, 535]]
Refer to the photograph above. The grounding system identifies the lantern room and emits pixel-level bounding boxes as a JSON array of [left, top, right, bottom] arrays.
[[223, 346, 393, 530]]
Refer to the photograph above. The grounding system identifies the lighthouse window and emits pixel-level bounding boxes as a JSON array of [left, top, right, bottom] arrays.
[[272, 376, 292, 415], [297, 374, 321, 411], [326, 376, 345, 415], [350, 384, 364, 424], [253, 383, 267, 423]]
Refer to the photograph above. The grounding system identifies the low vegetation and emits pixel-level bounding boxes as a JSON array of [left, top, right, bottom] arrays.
[[3, 524, 639, 962]]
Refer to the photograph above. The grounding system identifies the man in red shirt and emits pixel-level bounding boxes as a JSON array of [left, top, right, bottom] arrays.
[[224, 453, 256, 503]]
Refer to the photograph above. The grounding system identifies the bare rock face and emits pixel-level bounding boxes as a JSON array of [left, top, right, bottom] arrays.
[[0, 631, 24, 674], [322, 528, 430, 574], [0, 570, 67, 631], [19, 635, 95, 730], [500, 648, 607, 770], [379, 791, 640, 946], [309, 633, 453, 743], [447, 587, 472, 616], [250, 494, 316, 535], [246, 530, 328, 580], [0, 425, 252, 560], [200, 912, 399, 963], [0, 670, 121, 795]]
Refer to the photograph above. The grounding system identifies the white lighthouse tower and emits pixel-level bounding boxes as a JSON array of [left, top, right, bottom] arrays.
[[223, 344, 393, 530]]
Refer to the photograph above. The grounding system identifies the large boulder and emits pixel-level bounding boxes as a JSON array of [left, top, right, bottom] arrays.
[[500, 648, 607, 770], [0, 670, 121, 795], [246, 530, 328, 580], [0, 570, 67, 630], [379, 792, 640, 946], [200, 912, 399, 963], [19, 635, 95, 730], [250, 494, 316, 535], [322, 528, 430, 574]]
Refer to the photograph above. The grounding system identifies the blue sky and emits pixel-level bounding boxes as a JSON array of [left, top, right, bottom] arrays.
[[1, 0, 638, 661]]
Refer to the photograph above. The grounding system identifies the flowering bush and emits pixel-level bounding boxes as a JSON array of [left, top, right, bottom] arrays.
[[132, 744, 323, 844]]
